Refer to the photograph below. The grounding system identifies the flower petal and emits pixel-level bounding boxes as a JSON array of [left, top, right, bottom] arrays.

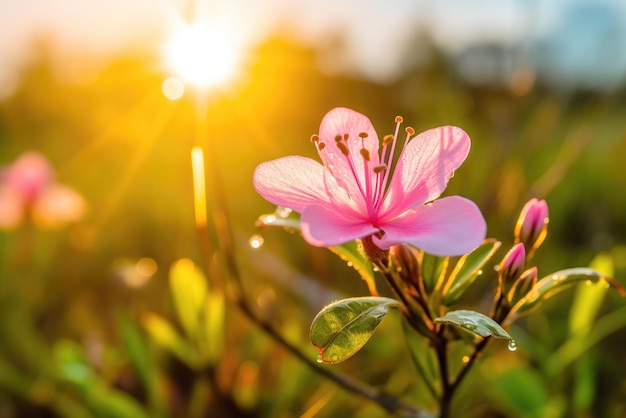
[[382, 126, 470, 217], [375, 196, 486, 256], [253, 156, 332, 213], [32, 184, 86, 228], [317, 108, 380, 200], [301, 204, 379, 247]]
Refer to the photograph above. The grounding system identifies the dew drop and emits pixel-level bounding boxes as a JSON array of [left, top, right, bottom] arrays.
[[275, 206, 292, 218], [316, 354, 323, 363], [462, 355, 470, 363], [507, 340, 518, 352], [249, 234, 264, 249], [551, 274, 560, 282], [347, 261, 353, 267], [477, 269, 483, 275]]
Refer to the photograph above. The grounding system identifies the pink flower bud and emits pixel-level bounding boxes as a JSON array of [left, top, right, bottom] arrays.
[[499, 243, 526, 290], [514, 198, 549, 256]]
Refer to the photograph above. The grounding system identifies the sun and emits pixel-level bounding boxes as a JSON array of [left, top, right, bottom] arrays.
[[164, 20, 239, 90]]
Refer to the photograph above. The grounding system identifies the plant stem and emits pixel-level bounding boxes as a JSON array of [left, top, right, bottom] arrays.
[[434, 338, 452, 418]]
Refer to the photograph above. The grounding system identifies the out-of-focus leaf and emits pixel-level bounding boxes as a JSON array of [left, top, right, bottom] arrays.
[[513, 268, 626, 315], [420, 251, 448, 293], [487, 366, 556, 418], [53, 339, 95, 387], [310, 297, 400, 364], [117, 313, 167, 417], [434, 310, 512, 340], [569, 253, 613, 336], [256, 210, 377, 295], [201, 291, 225, 364], [141, 313, 192, 365], [442, 239, 501, 305], [255, 210, 301, 232], [169, 258, 208, 337]]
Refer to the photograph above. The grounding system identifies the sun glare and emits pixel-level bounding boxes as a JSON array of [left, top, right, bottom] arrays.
[[164, 21, 239, 90]]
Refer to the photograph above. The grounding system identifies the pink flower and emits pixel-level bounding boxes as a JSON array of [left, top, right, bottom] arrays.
[[0, 151, 86, 229], [514, 198, 549, 254], [253, 108, 486, 256], [498, 242, 526, 288]]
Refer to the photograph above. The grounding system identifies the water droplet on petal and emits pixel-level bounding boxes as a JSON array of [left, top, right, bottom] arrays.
[[249, 234, 264, 249], [585, 280, 592, 286], [507, 340, 518, 351]]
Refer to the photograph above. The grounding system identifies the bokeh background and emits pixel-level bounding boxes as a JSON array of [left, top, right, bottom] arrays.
[[1, 0, 626, 417]]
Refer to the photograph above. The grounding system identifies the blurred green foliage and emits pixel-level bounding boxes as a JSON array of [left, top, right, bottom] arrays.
[[1, 33, 626, 417]]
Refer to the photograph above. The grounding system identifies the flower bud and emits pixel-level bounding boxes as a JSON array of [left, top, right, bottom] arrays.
[[507, 266, 538, 304], [514, 198, 549, 257], [388, 244, 421, 291], [498, 243, 526, 291]]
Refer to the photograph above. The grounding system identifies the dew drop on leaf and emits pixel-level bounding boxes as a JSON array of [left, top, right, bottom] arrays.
[[249, 234, 264, 249], [316, 354, 323, 363], [507, 340, 518, 351]]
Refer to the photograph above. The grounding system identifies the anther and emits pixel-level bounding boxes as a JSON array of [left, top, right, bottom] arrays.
[[335, 135, 342, 142], [344, 133, 349, 141], [318, 142, 326, 150], [395, 116, 403, 123], [405, 127, 415, 136], [337, 142, 349, 155], [374, 165, 387, 173], [382, 135, 394, 145], [310, 134, 319, 142], [358, 132, 368, 138], [359, 148, 370, 161]]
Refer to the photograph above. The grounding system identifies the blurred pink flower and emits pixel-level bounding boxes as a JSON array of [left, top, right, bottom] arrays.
[[253, 107, 486, 256], [0, 151, 86, 229]]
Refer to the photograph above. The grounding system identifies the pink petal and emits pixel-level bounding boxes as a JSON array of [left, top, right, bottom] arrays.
[[32, 184, 86, 228], [382, 126, 470, 217], [317, 108, 381, 198], [301, 204, 379, 247], [375, 196, 486, 256], [253, 156, 332, 213], [0, 186, 25, 229], [4, 151, 55, 202]]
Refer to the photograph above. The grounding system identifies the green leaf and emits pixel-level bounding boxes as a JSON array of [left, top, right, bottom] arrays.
[[569, 253, 613, 336], [434, 310, 513, 340], [513, 268, 626, 314], [420, 251, 448, 293], [442, 239, 501, 305], [142, 312, 193, 365], [310, 297, 400, 364], [169, 259, 208, 337], [329, 241, 377, 296], [256, 210, 377, 295]]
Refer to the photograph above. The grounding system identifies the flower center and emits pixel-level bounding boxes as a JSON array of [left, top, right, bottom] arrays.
[[311, 116, 415, 221]]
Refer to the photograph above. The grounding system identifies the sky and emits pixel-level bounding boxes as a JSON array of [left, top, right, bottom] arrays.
[[1, 0, 626, 98]]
